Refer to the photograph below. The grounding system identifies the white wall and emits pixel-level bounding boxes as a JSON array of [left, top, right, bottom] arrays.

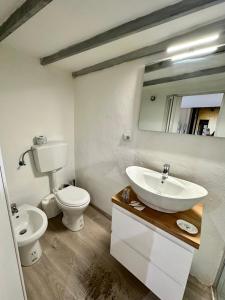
[[0, 45, 75, 207], [139, 88, 169, 132], [74, 61, 225, 286]]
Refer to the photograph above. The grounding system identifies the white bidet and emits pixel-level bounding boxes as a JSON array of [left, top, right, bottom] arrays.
[[12, 204, 48, 266]]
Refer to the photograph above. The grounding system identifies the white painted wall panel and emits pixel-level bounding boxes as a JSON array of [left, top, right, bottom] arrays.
[[0, 45, 75, 207]]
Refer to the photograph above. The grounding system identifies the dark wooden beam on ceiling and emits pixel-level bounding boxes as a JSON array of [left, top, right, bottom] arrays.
[[72, 18, 225, 78], [0, 0, 53, 42], [143, 65, 225, 86], [41, 0, 225, 65], [144, 44, 225, 73]]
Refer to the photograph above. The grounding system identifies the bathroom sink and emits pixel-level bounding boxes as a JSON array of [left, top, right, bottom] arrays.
[[126, 166, 208, 213]]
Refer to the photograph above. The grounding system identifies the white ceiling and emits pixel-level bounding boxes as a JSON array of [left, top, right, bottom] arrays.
[[53, 3, 225, 72], [2, 0, 179, 57], [1, 0, 225, 77]]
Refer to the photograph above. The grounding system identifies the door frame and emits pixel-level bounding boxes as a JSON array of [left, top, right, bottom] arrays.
[[213, 252, 225, 300], [0, 149, 27, 300]]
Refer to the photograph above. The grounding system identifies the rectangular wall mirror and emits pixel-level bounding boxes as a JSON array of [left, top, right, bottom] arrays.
[[139, 32, 225, 138], [139, 91, 225, 137]]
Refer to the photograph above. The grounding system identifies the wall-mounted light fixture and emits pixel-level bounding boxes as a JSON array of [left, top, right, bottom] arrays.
[[171, 45, 218, 61], [167, 33, 219, 54]]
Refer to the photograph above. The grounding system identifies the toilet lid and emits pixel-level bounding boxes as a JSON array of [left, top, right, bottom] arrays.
[[56, 186, 90, 207]]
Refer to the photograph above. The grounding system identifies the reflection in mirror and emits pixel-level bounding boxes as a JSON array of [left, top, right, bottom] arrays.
[[168, 93, 224, 136], [139, 89, 225, 137], [138, 22, 225, 138], [139, 90, 172, 132]]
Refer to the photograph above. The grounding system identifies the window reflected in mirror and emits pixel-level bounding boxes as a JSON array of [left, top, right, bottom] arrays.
[[169, 93, 224, 136]]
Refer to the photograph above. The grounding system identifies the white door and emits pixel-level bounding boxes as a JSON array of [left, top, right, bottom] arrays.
[[0, 151, 26, 300]]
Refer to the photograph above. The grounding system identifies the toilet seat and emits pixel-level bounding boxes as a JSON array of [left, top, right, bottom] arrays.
[[56, 186, 90, 207]]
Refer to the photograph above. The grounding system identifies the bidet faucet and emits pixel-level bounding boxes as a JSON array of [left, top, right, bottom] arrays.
[[161, 164, 170, 183], [11, 203, 18, 215]]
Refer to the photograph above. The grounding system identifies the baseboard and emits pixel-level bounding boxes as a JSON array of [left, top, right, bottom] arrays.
[[90, 203, 112, 220]]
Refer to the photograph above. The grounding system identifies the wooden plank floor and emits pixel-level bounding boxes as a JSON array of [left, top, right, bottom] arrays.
[[22, 206, 211, 300]]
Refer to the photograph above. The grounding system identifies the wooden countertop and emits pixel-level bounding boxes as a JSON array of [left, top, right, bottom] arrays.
[[112, 186, 203, 249]]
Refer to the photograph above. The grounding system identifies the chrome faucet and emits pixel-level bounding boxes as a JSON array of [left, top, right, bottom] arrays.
[[11, 203, 18, 215], [161, 164, 170, 183]]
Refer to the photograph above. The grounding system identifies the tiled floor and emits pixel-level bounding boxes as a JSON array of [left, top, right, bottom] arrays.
[[22, 206, 211, 300]]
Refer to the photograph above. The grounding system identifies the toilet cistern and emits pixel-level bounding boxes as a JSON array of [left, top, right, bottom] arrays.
[[161, 163, 170, 183], [32, 141, 68, 193]]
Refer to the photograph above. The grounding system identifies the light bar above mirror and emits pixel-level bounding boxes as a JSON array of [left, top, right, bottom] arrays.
[[167, 33, 220, 54]]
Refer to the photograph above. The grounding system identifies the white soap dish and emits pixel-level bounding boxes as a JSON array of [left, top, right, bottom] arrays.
[[176, 219, 198, 235]]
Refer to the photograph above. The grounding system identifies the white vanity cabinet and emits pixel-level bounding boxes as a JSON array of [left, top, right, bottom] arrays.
[[110, 205, 196, 300]]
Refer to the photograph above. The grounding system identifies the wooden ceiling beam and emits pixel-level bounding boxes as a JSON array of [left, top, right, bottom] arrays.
[[144, 44, 225, 73], [0, 0, 53, 42], [41, 0, 225, 65], [143, 65, 225, 86], [72, 18, 225, 78]]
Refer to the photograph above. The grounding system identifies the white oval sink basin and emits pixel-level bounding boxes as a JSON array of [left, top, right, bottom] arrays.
[[126, 166, 208, 213]]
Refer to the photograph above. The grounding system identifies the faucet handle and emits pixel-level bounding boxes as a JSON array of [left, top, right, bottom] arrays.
[[163, 164, 170, 172], [11, 203, 18, 214]]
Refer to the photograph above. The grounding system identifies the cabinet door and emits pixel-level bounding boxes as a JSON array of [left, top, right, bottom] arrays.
[[111, 234, 185, 300], [0, 159, 26, 300], [112, 206, 193, 285]]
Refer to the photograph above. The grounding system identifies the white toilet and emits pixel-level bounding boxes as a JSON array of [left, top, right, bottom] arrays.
[[32, 141, 90, 231], [56, 185, 90, 231]]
